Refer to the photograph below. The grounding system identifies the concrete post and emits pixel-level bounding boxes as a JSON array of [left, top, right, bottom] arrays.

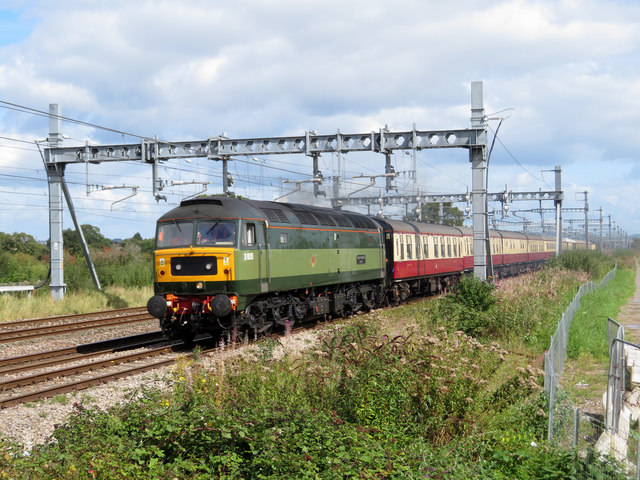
[[555, 166, 563, 255], [46, 104, 66, 300], [470, 81, 488, 280]]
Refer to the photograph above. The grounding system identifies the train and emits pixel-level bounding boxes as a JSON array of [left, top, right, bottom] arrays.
[[145, 195, 573, 340]]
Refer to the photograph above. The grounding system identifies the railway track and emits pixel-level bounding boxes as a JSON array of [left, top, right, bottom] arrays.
[[0, 321, 314, 409], [0, 331, 186, 408], [0, 307, 155, 344], [0, 306, 376, 409]]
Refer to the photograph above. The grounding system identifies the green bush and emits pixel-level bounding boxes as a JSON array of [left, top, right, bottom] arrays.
[[441, 275, 497, 336], [0, 251, 48, 284], [64, 246, 153, 290], [546, 250, 614, 279]]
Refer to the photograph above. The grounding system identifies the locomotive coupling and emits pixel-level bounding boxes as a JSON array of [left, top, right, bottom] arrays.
[[147, 295, 169, 319]]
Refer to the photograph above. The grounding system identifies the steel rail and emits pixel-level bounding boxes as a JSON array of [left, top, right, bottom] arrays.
[[0, 306, 146, 328], [0, 314, 155, 344], [0, 355, 180, 408], [0, 345, 174, 390], [0, 331, 164, 369]]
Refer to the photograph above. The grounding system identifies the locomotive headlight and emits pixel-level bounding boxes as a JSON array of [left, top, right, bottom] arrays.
[[196, 282, 204, 289], [205, 263, 213, 270], [175, 264, 182, 271]]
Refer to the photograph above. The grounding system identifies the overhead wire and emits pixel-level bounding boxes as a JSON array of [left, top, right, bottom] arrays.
[[486, 122, 550, 188], [0, 100, 149, 141]]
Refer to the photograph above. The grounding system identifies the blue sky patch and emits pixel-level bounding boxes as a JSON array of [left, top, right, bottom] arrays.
[[0, 8, 36, 46]]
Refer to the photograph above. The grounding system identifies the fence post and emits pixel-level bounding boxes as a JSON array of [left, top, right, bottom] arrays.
[[548, 375, 555, 445], [573, 407, 579, 448]]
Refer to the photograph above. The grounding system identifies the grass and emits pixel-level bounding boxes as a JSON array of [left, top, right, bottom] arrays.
[[568, 267, 636, 362], [0, 285, 152, 322], [562, 264, 637, 408]]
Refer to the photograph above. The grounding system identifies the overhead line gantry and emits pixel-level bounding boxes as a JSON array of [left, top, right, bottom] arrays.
[[44, 82, 492, 300]]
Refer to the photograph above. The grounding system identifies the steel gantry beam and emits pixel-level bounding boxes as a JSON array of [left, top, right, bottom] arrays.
[[45, 127, 486, 165], [44, 82, 490, 298]]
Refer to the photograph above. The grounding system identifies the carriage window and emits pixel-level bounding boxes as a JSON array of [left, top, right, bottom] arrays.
[[447, 239, 452, 258], [423, 238, 429, 258], [434, 239, 439, 258], [280, 233, 288, 244]]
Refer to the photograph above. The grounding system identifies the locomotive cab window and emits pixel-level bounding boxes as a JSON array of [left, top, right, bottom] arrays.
[[197, 221, 237, 246], [157, 221, 194, 248]]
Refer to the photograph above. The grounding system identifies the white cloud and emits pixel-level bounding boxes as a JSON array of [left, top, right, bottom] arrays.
[[0, 0, 638, 238]]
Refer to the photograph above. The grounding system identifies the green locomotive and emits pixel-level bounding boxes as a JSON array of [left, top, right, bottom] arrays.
[[146, 195, 387, 340]]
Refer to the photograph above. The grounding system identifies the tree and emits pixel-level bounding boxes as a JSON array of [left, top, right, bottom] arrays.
[[63, 224, 113, 255], [0, 232, 47, 257], [121, 232, 154, 255], [405, 202, 465, 226]]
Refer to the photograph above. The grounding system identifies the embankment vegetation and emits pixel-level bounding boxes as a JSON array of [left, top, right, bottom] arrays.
[[0, 231, 636, 478]]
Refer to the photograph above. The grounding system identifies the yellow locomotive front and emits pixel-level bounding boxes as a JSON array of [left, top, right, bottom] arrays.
[[147, 217, 240, 339]]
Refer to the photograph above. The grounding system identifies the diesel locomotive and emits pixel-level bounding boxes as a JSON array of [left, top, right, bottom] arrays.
[[146, 195, 558, 340]]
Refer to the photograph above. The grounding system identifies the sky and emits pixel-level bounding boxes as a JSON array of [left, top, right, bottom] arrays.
[[0, 0, 638, 243]]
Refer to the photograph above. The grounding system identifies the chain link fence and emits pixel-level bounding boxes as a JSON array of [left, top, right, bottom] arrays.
[[542, 265, 640, 478]]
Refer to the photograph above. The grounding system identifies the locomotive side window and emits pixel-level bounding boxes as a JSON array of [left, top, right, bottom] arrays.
[[241, 223, 256, 246], [157, 221, 194, 248]]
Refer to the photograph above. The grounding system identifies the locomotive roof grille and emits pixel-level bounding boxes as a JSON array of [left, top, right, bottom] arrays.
[[345, 214, 367, 229], [333, 214, 353, 228], [314, 212, 337, 227], [260, 208, 290, 223], [293, 211, 319, 225]]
